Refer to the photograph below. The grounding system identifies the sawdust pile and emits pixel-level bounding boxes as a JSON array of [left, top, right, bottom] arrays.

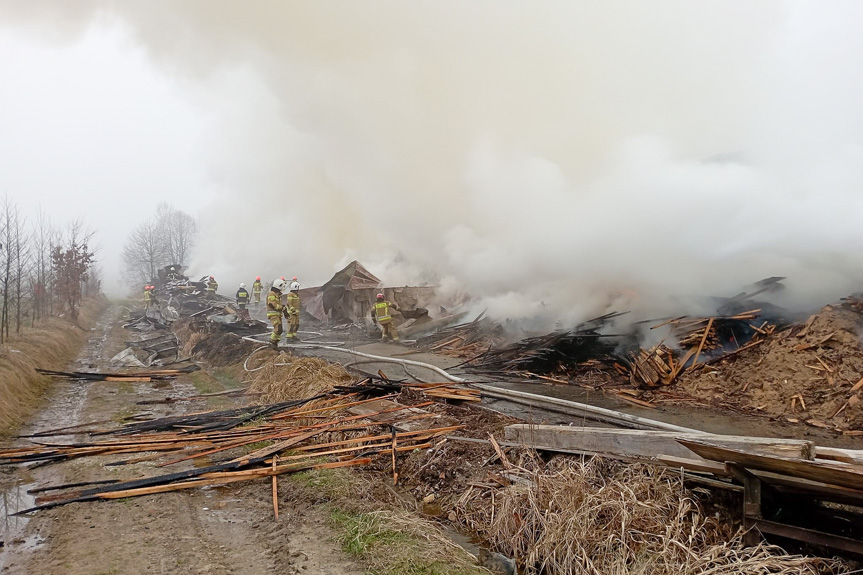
[[454, 458, 846, 575], [676, 303, 863, 433], [249, 352, 352, 403]]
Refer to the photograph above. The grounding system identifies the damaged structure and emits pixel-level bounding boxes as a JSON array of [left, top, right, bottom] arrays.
[[301, 260, 438, 331]]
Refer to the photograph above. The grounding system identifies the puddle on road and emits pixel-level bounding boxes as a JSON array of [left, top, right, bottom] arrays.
[[0, 480, 43, 568]]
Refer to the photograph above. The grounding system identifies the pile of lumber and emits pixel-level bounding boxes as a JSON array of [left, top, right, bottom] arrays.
[[408, 382, 481, 402], [2, 383, 466, 514], [35, 365, 199, 383], [625, 310, 777, 388], [417, 318, 506, 359]]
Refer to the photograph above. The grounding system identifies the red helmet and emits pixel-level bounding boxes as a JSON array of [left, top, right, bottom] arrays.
[[209, 276, 214, 280], [280, 276, 285, 280], [376, 293, 384, 300], [256, 276, 261, 280], [292, 276, 298, 281]]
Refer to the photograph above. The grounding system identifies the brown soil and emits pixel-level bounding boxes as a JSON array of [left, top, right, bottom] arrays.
[[670, 303, 863, 433], [0, 305, 364, 575]]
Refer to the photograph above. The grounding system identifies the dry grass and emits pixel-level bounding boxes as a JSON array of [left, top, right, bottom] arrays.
[[0, 296, 109, 435], [249, 352, 352, 403], [453, 457, 847, 575]]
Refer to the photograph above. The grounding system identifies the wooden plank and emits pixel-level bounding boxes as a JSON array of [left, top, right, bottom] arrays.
[[679, 439, 863, 491], [272, 456, 279, 520], [751, 519, 863, 556], [747, 468, 863, 506], [504, 425, 814, 462], [690, 317, 714, 368], [347, 398, 438, 432], [815, 446, 863, 465], [655, 454, 727, 475]]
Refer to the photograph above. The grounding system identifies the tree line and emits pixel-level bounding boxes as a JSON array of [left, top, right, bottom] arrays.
[[122, 203, 197, 286], [0, 195, 98, 342]]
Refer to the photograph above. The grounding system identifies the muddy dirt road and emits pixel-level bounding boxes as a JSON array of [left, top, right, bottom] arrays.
[[0, 307, 364, 575]]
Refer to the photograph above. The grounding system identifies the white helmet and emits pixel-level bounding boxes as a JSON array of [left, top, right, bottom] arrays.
[[272, 278, 287, 291], [290, 281, 300, 291], [239, 282, 246, 288]]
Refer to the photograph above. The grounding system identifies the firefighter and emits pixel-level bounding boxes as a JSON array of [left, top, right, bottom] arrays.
[[206, 276, 219, 297], [236, 282, 249, 315], [143, 285, 152, 307], [267, 278, 288, 347], [252, 276, 263, 305], [148, 286, 160, 309], [371, 293, 400, 342], [285, 280, 301, 341]]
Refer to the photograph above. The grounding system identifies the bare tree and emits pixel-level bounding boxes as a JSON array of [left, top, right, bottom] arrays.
[[13, 208, 31, 335], [0, 198, 8, 343], [29, 207, 56, 322], [155, 203, 197, 266], [0, 196, 25, 341], [52, 219, 96, 322], [122, 205, 197, 287], [122, 218, 165, 285]]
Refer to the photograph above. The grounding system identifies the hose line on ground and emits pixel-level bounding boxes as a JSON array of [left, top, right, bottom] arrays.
[[241, 340, 466, 383], [242, 345, 292, 373], [291, 345, 467, 383]]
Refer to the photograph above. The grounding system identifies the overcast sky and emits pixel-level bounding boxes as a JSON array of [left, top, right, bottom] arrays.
[[1, 19, 216, 294], [3, 2, 863, 324]]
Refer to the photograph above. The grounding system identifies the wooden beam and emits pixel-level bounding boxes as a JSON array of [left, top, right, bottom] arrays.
[[504, 425, 814, 462], [680, 439, 863, 491], [751, 518, 863, 556]]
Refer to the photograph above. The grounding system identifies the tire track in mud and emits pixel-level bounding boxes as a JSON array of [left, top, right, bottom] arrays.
[[1, 305, 364, 575]]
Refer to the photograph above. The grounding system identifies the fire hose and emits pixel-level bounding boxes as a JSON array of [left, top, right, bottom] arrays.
[[241, 342, 466, 383]]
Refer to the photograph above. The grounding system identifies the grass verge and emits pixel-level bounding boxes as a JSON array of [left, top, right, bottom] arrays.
[[288, 468, 490, 575], [0, 295, 109, 435]]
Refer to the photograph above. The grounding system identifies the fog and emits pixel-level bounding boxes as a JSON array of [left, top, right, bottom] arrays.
[[3, 1, 863, 327]]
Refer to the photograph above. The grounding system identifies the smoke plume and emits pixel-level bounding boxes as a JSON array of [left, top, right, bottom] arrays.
[[6, 1, 863, 326]]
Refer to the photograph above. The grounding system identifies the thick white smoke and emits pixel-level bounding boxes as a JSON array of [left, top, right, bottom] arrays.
[[5, 1, 863, 327]]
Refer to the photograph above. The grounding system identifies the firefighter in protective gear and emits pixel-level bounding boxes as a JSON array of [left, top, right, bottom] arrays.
[[371, 293, 400, 342], [285, 281, 301, 341], [206, 276, 219, 296], [236, 283, 249, 307], [144, 286, 160, 315], [267, 278, 287, 346], [252, 276, 263, 304], [235, 283, 250, 320]]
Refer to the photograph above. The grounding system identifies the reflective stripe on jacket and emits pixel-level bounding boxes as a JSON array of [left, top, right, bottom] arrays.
[[252, 281, 262, 294], [266, 290, 283, 317], [286, 292, 300, 315], [373, 301, 391, 323]]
